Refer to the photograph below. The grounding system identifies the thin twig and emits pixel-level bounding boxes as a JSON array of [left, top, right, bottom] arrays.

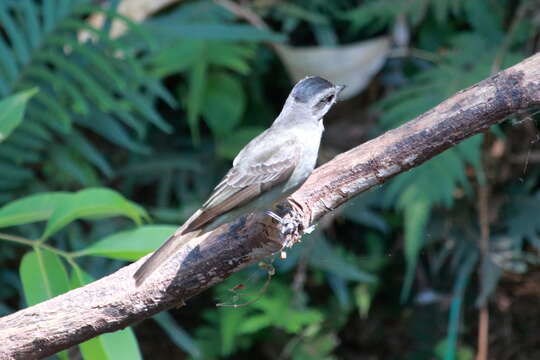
[[476, 181, 490, 360], [216, 261, 275, 308], [0, 232, 72, 259], [491, 1, 530, 73]]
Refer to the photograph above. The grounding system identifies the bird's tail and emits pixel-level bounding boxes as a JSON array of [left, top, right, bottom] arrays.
[[133, 211, 202, 286]]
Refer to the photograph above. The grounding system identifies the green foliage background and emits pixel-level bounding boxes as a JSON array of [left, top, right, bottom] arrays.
[[1, 0, 540, 359]]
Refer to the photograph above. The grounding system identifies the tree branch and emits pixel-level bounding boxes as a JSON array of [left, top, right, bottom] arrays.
[[1, 53, 540, 360]]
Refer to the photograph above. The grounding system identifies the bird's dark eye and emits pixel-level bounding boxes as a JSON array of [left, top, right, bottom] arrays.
[[320, 95, 334, 104]]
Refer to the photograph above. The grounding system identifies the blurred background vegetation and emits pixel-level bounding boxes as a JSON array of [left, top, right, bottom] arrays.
[[0, 0, 540, 359]]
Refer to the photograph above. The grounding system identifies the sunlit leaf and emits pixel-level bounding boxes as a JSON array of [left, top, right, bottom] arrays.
[[81, 225, 176, 260], [80, 328, 141, 360], [19, 248, 70, 306], [400, 199, 430, 302], [0, 88, 37, 143], [0, 192, 69, 228], [42, 188, 148, 239]]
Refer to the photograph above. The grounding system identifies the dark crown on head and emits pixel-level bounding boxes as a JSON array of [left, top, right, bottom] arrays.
[[291, 76, 334, 103]]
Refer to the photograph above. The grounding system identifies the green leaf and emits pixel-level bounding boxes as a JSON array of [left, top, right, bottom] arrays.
[[19, 248, 70, 306], [70, 266, 94, 289], [81, 225, 177, 260], [186, 58, 208, 143], [80, 328, 141, 360], [42, 188, 148, 239], [149, 40, 204, 77], [354, 284, 373, 318], [238, 314, 273, 334], [0, 88, 38, 143], [401, 199, 431, 302], [435, 340, 474, 360], [219, 307, 249, 356], [0, 192, 69, 228], [246, 282, 323, 334], [206, 42, 254, 74], [202, 72, 245, 137]]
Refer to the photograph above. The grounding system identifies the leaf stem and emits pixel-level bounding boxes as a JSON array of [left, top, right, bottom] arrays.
[[0, 232, 73, 259]]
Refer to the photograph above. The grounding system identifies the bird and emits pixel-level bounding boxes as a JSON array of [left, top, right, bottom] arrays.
[[134, 76, 344, 285]]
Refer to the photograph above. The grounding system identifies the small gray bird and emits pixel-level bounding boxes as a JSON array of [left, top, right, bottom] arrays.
[[134, 76, 344, 285]]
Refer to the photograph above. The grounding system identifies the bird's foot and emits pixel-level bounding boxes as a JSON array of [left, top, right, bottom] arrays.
[[263, 210, 296, 236], [263, 209, 304, 260]]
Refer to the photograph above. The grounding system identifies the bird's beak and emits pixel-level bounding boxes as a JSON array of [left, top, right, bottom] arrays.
[[335, 85, 346, 96]]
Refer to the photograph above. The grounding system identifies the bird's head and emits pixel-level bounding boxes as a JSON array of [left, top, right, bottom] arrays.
[[288, 76, 345, 121]]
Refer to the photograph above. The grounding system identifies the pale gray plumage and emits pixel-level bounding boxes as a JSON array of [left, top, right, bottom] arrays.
[[134, 76, 344, 285]]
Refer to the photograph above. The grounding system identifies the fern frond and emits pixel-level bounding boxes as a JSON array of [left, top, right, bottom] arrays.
[[0, 4, 31, 64], [31, 91, 72, 131], [67, 130, 113, 178], [24, 66, 90, 115], [19, 121, 52, 141], [0, 0, 173, 193], [8, 132, 46, 151], [76, 112, 150, 154], [0, 143, 41, 163], [0, 38, 19, 84], [19, 0, 41, 49]]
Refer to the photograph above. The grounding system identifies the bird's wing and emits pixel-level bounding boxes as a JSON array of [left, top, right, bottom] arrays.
[[134, 131, 301, 285], [184, 132, 301, 231]]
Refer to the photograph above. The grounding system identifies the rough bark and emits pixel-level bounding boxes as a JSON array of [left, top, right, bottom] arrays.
[[1, 53, 540, 360]]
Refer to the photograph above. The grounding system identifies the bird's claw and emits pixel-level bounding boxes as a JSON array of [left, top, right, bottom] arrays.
[[263, 210, 283, 223], [263, 210, 297, 236]]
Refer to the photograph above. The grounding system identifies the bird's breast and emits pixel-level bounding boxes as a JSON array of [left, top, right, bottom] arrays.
[[283, 122, 324, 193]]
